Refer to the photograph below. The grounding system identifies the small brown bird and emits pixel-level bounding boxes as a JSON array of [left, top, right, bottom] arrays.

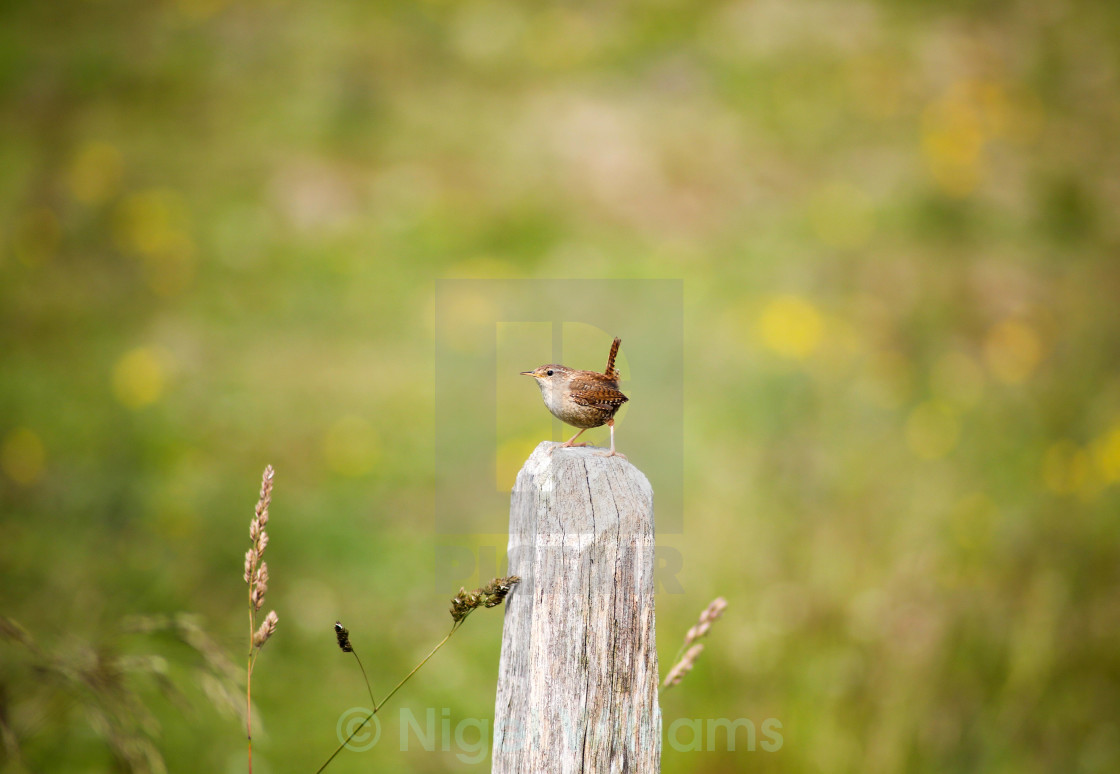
[[521, 337, 628, 457]]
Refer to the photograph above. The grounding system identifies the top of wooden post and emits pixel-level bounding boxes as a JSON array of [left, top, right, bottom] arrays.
[[511, 441, 654, 535]]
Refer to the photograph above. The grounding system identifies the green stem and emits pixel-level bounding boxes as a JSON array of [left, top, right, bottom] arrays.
[[314, 622, 462, 774], [351, 649, 376, 709]]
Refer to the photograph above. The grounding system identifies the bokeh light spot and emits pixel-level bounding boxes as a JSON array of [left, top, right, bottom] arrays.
[[67, 142, 123, 204], [1092, 424, 1120, 485], [1, 427, 46, 485], [113, 188, 191, 257], [922, 83, 988, 196], [983, 319, 1042, 384], [112, 347, 170, 409], [923, 118, 981, 193], [323, 415, 380, 477], [112, 188, 196, 295], [920, 79, 1039, 197], [757, 295, 823, 360], [808, 182, 875, 249], [905, 401, 959, 459]]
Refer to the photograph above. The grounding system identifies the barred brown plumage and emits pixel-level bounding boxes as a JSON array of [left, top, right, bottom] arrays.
[[520, 337, 629, 458]]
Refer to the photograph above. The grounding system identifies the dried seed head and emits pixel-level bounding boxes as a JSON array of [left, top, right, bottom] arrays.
[[481, 575, 520, 607], [682, 596, 728, 649], [449, 587, 478, 623], [253, 610, 278, 647], [702, 597, 727, 623], [662, 644, 704, 688], [663, 596, 728, 691], [251, 562, 270, 610], [334, 621, 352, 653], [245, 466, 276, 609], [256, 466, 274, 525], [450, 576, 521, 622]]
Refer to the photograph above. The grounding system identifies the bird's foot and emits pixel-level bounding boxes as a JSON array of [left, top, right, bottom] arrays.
[[559, 441, 591, 448], [597, 449, 627, 459]]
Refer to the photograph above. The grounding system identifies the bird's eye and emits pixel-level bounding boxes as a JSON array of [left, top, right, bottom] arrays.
[[546, 369, 554, 376]]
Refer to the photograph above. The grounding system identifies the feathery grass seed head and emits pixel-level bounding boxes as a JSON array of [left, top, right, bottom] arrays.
[[663, 596, 727, 691], [662, 644, 704, 688], [253, 611, 278, 647]]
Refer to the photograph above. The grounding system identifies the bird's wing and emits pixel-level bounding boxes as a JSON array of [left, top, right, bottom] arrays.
[[568, 379, 628, 409]]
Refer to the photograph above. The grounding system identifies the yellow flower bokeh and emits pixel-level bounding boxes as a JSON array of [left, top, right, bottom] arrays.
[[757, 295, 823, 361], [112, 188, 197, 295], [920, 79, 1041, 197], [983, 319, 1043, 384], [1091, 425, 1120, 485], [112, 347, 172, 409]]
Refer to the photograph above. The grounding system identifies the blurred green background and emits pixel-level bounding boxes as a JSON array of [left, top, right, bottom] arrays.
[[2, 0, 1119, 771]]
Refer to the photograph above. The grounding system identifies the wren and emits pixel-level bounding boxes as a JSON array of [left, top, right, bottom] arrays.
[[521, 337, 628, 457]]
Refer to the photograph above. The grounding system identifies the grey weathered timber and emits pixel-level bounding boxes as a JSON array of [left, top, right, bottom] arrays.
[[493, 442, 661, 773]]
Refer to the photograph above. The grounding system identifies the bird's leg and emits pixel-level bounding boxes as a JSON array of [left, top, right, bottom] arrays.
[[560, 428, 590, 448], [598, 419, 627, 459]]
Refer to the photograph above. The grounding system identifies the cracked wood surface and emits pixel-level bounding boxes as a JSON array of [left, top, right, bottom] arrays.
[[493, 442, 661, 773]]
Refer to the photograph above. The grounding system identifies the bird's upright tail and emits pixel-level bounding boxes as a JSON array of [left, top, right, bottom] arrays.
[[605, 337, 622, 380]]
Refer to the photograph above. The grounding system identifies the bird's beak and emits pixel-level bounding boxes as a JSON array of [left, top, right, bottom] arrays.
[[519, 370, 535, 377]]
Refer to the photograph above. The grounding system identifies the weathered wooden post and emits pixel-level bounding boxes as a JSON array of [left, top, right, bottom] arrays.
[[493, 442, 661, 772]]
